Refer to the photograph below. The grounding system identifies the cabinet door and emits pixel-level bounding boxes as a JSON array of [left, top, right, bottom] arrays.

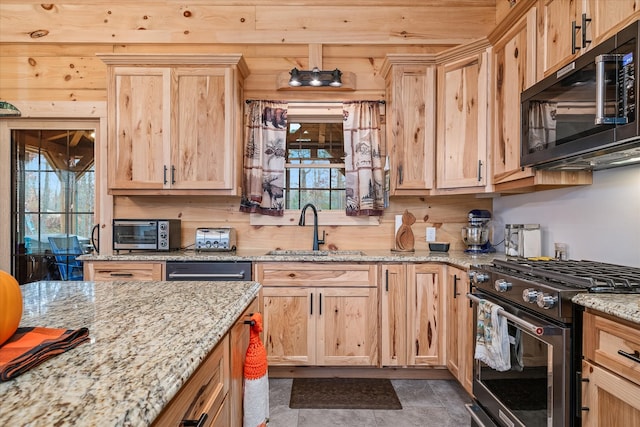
[[581, 360, 640, 427], [493, 9, 537, 184], [437, 52, 488, 190], [587, 1, 640, 46], [109, 67, 170, 190], [171, 67, 233, 190], [445, 266, 473, 394], [316, 286, 378, 366], [380, 264, 407, 366], [385, 63, 436, 194], [539, 0, 580, 76], [407, 264, 444, 366], [262, 287, 315, 365]]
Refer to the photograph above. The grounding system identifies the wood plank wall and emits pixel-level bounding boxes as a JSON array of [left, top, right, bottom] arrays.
[[0, 1, 497, 253]]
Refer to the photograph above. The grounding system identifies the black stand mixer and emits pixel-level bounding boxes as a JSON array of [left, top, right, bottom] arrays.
[[461, 209, 496, 253]]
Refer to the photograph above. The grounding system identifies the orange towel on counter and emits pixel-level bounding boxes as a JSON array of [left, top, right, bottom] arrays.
[[0, 327, 90, 381]]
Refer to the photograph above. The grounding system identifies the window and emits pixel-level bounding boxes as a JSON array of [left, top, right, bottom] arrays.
[[285, 121, 345, 210], [11, 128, 95, 283]]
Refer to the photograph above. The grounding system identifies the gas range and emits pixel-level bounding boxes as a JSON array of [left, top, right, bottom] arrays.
[[469, 258, 640, 324]]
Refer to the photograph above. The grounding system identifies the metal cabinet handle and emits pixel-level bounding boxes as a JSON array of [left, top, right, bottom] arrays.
[[453, 274, 460, 298], [572, 20, 580, 54], [398, 164, 403, 185], [385, 269, 389, 292], [477, 160, 483, 182], [163, 165, 168, 184], [310, 293, 313, 315], [319, 293, 322, 315], [181, 413, 208, 427], [171, 165, 176, 184], [581, 14, 591, 48], [618, 349, 640, 364], [109, 272, 134, 277]]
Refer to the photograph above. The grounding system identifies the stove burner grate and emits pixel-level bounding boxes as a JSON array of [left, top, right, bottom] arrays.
[[492, 259, 640, 293]]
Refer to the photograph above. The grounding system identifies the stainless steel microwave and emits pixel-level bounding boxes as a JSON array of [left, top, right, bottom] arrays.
[[113, 219, 181, 252], [521, 20, 640, 171]]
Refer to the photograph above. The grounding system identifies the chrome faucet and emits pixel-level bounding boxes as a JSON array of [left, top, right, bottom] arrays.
[[298, 203, 325, 251]]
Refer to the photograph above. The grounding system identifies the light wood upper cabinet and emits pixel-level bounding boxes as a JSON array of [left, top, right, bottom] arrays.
[[381, 263, 444, 367], [436, 44, 490, 192], [99, 54, 248, 195], [490, 6, 592, 192], [381, 55, 437, 195], [445, 266, 473, 394], [256, 262, 378, 367], [538, 0, 640, 77], [492, 8, 537, 184]]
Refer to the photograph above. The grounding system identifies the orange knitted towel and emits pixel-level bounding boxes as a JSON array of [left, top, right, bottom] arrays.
[[244, 312, 267, 380]]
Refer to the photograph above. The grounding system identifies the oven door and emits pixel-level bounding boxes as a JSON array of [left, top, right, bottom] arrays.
[[468, 291, 572, 427]]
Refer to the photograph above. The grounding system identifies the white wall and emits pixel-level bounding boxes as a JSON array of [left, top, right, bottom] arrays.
[[492, 165, 640, 267]]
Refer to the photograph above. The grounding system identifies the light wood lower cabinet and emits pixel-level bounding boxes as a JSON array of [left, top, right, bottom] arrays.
[[256, 262, 378, 367], [152, 334, 230, 427], [581, 310, 640, 426], [152, 297, 257, 427], [83, 261, 164, 281], [380, 263, 444, 366], [445, 266, 473, 394]]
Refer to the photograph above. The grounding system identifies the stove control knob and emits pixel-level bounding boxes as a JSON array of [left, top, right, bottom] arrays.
[[536, 293, 558, 309], [522, 288, 539, 303], [469, 271, 489, 284], [494, 279, 512, 292]]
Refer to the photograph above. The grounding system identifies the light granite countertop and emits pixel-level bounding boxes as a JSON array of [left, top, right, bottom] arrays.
[[80, 248, 504, 270], [0, 280, 261, 426], [572, 293, 640, 324]]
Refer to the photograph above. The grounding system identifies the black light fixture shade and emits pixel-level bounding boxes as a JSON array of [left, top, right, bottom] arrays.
[[288, 67, 343, 87]]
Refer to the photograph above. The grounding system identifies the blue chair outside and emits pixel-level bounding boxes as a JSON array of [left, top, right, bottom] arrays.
[[48, 236, 84, 281]]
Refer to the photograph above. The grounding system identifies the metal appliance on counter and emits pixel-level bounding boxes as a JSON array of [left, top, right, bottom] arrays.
[[465, 259, 640, 427], [195, 227, 236, 252], [112, 219, 181, 252], [462, 210, 496, 254], [504, 224, 541, 258]]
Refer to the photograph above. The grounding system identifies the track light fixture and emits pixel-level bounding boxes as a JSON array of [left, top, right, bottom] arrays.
[[288, 67, 342, 88]]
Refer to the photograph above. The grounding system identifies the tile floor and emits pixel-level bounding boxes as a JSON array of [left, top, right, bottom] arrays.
[[268, 378, 473, 427]]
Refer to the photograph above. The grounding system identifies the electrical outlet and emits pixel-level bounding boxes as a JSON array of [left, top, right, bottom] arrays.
[[426, 227, 436, 242]]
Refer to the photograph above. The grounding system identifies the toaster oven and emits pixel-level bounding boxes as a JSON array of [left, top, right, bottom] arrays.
[[113, 219, 181, 252]]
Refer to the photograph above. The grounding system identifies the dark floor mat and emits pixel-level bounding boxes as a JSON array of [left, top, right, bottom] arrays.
[[289, 377, 402, 410]]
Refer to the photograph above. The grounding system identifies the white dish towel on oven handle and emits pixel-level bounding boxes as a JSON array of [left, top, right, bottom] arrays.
[[474, 299, 511, 371]]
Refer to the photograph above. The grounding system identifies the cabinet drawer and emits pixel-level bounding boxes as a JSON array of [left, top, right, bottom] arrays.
[[152, 335, 230, 426], [85, 262, 164, 281], [256, 262, 376, 287], [583, 310, 640, 386]]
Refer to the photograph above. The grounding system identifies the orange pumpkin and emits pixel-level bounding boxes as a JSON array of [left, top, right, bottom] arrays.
[[0, 270, 22, 346]]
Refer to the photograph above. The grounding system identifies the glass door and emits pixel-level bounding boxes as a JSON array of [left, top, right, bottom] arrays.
[[11, 128, 95, 283]]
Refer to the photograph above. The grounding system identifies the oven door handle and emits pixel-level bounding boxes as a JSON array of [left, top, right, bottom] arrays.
[[466, 293, 545, 336]]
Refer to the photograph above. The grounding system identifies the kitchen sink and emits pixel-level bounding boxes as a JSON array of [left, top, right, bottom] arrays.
[[265, 250, 366, 256]]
